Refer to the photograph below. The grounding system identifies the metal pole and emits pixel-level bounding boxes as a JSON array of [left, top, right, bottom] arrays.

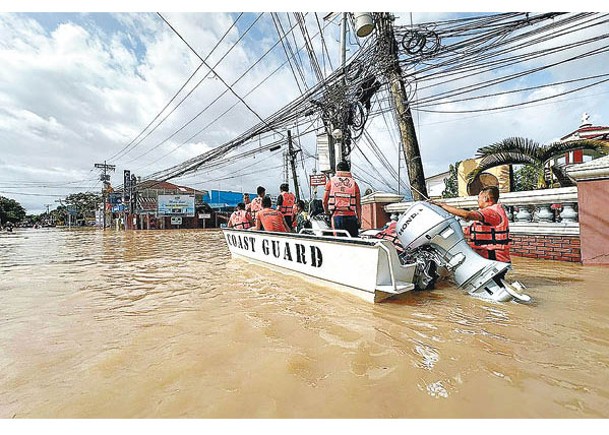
[[287, 130, 301, 201]]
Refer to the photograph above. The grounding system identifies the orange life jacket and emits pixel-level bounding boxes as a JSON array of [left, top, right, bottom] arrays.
[[248, 197, 263, 221], [257, 208, 288, 232], [469, 203, 510, 250], [229, 209, 252, 229], [374, 221, 405, 253], [278, 191, 296, 217], [328, 174, 357, 215]]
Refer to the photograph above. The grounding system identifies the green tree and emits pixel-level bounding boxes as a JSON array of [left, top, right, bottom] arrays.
[[442, 161, 461, 198], [0, 196, 26, 225], [468, 137, 608, 188], [64, 192, 102, 222], [513, 164, 541, 191]]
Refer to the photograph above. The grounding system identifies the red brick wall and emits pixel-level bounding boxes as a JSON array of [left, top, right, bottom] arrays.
[[510, 234, 581, 262], [361, 202, 390, 230]]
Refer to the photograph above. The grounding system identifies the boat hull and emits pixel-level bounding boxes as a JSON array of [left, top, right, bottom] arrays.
[[222, 229, 417, 302]]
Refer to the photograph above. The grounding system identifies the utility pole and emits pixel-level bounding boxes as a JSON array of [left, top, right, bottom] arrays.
[[380, 13, 428, 200], [287, 130, 301, 201], [94, 161, 115, 230]]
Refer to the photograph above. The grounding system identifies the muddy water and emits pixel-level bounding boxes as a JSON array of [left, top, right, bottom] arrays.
[[1, 227, 608, 418]]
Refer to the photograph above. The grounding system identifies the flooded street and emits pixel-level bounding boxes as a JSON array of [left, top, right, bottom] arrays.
[[1, 227, 609, 418]]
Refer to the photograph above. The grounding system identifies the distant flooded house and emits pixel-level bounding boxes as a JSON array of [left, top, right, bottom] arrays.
[[128, 180, 212, 230]]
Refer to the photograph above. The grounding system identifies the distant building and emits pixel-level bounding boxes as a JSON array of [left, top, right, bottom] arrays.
[[425, 170, 450, 199], [202, 190, 257, 211], [556, 112, 609, 165], [131, 180, 211, 230]]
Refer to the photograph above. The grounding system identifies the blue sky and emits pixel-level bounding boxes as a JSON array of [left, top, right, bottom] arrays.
[[1, 2, 609, 213]]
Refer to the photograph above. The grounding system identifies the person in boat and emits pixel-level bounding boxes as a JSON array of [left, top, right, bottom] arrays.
[[242, 193, 251, 206], [255, 196, 290, 232], [323, 160, 362, 237], [247, 186, 265, 223], [433, 185, 511, 263], [276, 182, 296, 230], [228, 202, 254, 230], [293, 199, 310, 233]]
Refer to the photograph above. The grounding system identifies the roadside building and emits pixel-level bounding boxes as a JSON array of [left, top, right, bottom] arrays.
[[130, 180, 210, 230]]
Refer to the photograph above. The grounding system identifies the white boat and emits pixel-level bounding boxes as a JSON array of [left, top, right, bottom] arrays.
[[222, 227, 417, 303], [223, 202, 531, 304]]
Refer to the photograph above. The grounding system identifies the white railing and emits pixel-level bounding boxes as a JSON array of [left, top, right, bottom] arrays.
[[384, 186, 580, 236]]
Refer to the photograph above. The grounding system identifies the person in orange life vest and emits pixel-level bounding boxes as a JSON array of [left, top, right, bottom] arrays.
[[247, 185, 265, 223], [255, 196, 290, 233], [243, 193, 251, 206], [276, 182, 296, 230], [433, 186, 511, 263], [228, 202, 254, 230], [323, 160, 362, 237]]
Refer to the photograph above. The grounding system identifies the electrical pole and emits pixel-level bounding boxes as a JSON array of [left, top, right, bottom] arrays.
[[94, 161, 115, 230], [287, 130, 301, 201], [380, 13, 428, 200]]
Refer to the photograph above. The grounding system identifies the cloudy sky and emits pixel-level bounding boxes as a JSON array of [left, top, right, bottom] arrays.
[[1, 1, 608, 214]]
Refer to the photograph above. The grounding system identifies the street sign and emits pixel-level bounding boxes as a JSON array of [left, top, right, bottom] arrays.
[[171, 216, 182, 225], [309, 174, 327, 186]]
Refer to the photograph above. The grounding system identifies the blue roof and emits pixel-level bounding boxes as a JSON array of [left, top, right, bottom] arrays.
[[202, 190, 256, 207]]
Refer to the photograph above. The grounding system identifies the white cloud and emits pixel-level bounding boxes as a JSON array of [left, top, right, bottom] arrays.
[[1, 11, 609, 214]]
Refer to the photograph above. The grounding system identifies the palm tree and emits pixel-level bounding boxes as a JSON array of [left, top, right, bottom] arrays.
[[467, 137, 608, 189]]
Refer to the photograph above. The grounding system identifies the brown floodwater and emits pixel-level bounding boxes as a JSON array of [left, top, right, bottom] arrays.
[[1, 227, 608, 419]]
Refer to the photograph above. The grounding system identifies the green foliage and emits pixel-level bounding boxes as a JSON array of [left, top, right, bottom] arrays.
[[64, 192, 102, 220], [442, 161, 461, 198], [514, 164, 543, 191], [0, 196, 26, 224], [468, 137, 609, 188]]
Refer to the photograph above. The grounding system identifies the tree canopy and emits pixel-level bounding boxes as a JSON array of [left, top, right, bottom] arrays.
[[468, 137, 608, 189], [0, 196, 26, 225]]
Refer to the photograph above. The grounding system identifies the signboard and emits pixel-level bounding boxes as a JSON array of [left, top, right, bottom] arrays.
[[171, 216, 183, 225], [112, 204, 125, 213], [199, 213, 211, 219], [158, 195, 195, 217], [309, 174, 327, 186]]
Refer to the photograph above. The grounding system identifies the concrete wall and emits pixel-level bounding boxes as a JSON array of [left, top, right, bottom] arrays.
[[577, 179, 609, 264]]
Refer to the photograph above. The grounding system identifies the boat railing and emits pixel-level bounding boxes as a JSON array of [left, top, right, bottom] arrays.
[[298, 228, 353, 237]]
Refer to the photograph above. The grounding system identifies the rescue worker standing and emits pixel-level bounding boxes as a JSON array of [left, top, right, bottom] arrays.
[[323, 160, 362, 237], [255, 196, 290, 232], [434, 185, 511, 262], [247, 186, 266, 224], [276, 183, 296, 230], [227, 202, 254, 229]]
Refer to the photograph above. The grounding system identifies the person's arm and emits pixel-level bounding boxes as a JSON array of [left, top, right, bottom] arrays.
[[254, 212, 262, 230], [246, 211, 254, 226], [435, 202, 483, 222], [355, 183, 362, 224], [322, 181, 331, 214]]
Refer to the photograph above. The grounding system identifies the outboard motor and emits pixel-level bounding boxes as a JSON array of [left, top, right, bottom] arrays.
[[396, 201, 530, 303]]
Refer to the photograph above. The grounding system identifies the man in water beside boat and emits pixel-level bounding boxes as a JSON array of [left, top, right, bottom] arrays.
[[433, 185, 511, 262], [323, 160, 362, 237], [255, 196, 290, 233]]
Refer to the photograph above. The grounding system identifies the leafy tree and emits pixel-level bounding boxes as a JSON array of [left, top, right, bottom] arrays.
[[0, 196, 26, 225], [514, 164, 541, 191], [442, 160, 461, 198], [468, 137, 608, 188], [64, 192, 102, 222]]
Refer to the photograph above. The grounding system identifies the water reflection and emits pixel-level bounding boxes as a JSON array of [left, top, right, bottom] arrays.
[[1, 227, 608, 418]]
